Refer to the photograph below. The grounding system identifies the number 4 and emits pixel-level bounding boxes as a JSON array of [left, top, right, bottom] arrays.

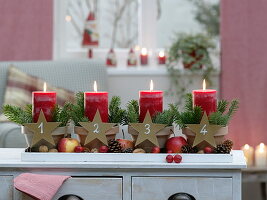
[[200, 124, 208, 135]]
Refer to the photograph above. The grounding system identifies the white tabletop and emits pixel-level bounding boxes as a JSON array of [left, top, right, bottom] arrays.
[[0, 148, 246, 169]]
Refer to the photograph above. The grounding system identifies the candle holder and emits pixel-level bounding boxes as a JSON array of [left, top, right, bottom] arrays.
[[74, 126, 117, 149], [129, 125, 173, 153], [182, 126, 228, 150]]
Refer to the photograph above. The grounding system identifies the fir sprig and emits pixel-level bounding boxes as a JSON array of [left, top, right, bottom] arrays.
[[108, 96, 126, 124], [125, 100, 139, 124], [3, 104, 32, 124], [153, 104, 178, 126], [217, 100, 228, 113]]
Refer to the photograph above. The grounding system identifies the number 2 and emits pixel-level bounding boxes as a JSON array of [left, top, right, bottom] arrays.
[[200, 124, 208, 135], [38, 122, 44, 134], [144, 124, 151, 135], [93, 123, 99, 133]]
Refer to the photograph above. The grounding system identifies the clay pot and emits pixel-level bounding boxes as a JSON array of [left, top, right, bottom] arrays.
[[129, 126, 173, 153], [182, 126, 228, 150], [21, 126, 67, 148], [74, 126, 118, 149]]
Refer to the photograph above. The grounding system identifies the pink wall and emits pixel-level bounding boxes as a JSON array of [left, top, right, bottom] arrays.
[[221, 0, 267, 148], [0, 0, 53, 61]]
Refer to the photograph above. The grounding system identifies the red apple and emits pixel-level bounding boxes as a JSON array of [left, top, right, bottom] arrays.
[[173, 154, 182, 163], [204, 146, 213, 154], [166, 136, 187, 153], [116, 139, 134, 150], [58, 138, 80, 153], [74, 146, 84, 153], [99, 145, 109, 153], [151, 146, 160, 153]]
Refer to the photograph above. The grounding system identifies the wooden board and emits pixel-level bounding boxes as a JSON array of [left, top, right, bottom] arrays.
[[21, 152, 233, 163]]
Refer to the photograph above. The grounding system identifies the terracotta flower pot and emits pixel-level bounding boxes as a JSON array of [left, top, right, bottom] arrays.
[[74, 126, 117, 149], [21, 126, 67, 148], [129, 126, 173, 153], [182, 126, 228, 150]]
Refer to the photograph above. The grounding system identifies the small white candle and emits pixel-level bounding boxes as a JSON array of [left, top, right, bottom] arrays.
[[255, 143, 267, 167], [241, 144, 254, 167]]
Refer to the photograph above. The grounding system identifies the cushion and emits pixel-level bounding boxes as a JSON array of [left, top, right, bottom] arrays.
[[0, 66, 75, 121]]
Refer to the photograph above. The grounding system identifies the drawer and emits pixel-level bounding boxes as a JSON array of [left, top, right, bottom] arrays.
[[132, 177, 233, 200], [0, 176, 13, 200], [21, 177, 122, 200]]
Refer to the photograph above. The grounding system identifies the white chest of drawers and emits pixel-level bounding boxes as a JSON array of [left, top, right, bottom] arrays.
[[0, 149, 246, 200]]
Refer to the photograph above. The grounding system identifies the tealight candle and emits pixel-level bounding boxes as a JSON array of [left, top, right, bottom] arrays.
[[255, 143, 267, 167], [158, 50, 166, 65], [241, 144, 254, 167], [140, 48, 148, 65]]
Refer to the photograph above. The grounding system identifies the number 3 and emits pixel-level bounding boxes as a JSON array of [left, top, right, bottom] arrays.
[[93, 123, 99, 133], [200, 124, 208, 135], [144, 124, 151, 135]]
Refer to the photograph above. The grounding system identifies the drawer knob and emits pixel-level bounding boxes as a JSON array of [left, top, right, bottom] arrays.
[[58, 195, 84, 200], [168, 193, 196, 200]]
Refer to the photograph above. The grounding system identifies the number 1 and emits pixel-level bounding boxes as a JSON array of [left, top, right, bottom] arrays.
[[38, 122, 44, 134]]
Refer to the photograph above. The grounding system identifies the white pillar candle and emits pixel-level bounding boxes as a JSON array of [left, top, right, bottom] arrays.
[[255, 143, 267, 167], [241, 144, 254, 167]]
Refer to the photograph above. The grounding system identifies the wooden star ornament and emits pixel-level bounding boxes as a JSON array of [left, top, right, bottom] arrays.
[[79, 110, 114, 146], [186, 112, 222, 147], [23, 110, 61, 148], [130, 111, 166, 147]]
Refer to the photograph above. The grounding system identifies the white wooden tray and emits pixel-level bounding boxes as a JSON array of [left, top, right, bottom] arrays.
[[21, 152, 233, 163]]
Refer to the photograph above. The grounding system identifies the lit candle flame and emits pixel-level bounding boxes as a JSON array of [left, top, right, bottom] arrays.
[[141, 48, 147, 55], [244, 144, 250, 150], [43, 82, 47, 92], [150, 80, 153, 91], [93, 81, 97, 92], [159, 51, 165, 58], [203, 79, 206, 90]]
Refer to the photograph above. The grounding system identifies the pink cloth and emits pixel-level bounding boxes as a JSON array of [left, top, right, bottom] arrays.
[[221, 0, 267, 148], [14, 173, 70, 200]]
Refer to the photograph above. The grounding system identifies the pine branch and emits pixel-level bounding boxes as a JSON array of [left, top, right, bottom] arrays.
[[217, 100, 228, 113], [209, 111, 228, 126], [3, 105, 32, 124], [108, 96, 126, 124], [75, 91, 84, 112], [185, 93, 193, 112], [125, 100, 139, 124], [225, 99, 239, 123]]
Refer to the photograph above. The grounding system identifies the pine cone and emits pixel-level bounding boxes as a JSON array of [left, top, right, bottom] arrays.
[[214, 144, 231, 154], [223, 139, 233, 152], [122, 148, 133, 153], [181, 145, 198, 153], [108, 139, 122, 153]]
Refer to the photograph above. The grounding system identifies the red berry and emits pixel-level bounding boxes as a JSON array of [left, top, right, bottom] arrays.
[[204, 146, 213, 154], [166, 155, 174, 163], [151, 146, 160, 153], [99, 146, 109, 153], [167, 150, 173, 153], [74, 146, 84, 153], [173, 154, 182, 163]]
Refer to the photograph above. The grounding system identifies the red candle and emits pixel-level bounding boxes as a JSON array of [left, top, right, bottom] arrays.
[[158, 50, 166, 65], [140, 48, 148, 65], [84, 81, 108, 122], [32, 82, 56, 122], [139, 80, 163, 122], [193, 80, 217, 116]]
